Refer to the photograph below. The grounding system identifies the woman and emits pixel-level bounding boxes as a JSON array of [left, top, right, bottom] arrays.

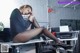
[[10, 5, 61, 44]]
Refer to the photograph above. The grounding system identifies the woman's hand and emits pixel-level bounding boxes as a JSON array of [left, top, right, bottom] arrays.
[[28, 12, 34, 22]]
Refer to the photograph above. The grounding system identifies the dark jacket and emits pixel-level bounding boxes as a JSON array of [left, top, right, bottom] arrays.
[[10, 8, 31, 39]]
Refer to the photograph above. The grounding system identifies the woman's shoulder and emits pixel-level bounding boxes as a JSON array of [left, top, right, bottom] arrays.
[[12, 8, 20, 13], [11, 8, 21, 15], [10, 8, 21, 19]]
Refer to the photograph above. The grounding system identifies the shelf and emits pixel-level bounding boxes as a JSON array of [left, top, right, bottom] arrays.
[[56, 31, 79, 33], [59, 38, 77, 41]]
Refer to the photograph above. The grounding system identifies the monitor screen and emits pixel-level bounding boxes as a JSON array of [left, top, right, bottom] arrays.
[[60, 19, 77, 31]]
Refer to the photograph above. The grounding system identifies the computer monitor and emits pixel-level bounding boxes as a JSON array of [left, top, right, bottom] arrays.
[[60, 19, 76, 31]]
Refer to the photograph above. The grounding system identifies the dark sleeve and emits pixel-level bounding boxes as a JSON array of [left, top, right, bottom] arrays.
[[10, 9, 26, 36]]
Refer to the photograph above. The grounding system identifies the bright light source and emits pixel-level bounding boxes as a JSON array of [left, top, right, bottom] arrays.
[[73, 0, 76, 1], [0, 0, 16, 28]]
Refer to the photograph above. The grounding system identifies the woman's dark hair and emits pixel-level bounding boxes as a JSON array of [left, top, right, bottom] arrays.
[[19, 5, 32, 11]]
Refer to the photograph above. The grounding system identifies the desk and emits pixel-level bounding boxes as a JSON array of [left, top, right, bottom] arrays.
[[0, 39, 52, 53], [0, 31, 79, 53], [45, 31, 79, 53], [56, 31, 79, 52], [56, 31, 79, 39]]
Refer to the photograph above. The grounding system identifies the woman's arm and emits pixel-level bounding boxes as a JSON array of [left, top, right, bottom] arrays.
[[28, 13, 40, 28], [33, 17, 40, 28]]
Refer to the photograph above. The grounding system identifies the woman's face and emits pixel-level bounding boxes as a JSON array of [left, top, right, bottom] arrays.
[[23, 7, 32, 15]]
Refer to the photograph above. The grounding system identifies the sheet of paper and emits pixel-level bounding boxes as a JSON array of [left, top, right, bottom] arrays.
[[59, 25, 69, 32]]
